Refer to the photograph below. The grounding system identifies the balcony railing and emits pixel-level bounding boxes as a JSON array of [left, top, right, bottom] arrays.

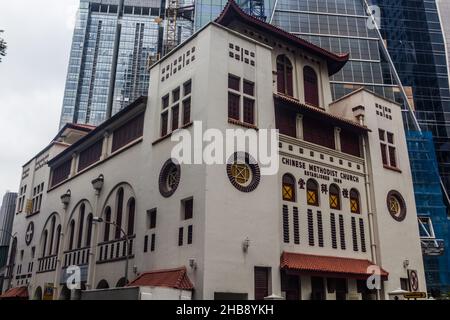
[[37, 255, 57, 273], [97, 236, 135, 264], [63, 247, 90, 268], [421, 239, 445, 256]]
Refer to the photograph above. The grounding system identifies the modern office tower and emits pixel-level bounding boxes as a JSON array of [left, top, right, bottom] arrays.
[[372, 0, 450, 194], [59, 0, 194, 128], [370, 0, 450, 296], [0, 192, 18, 268], [437, 0, 450, 77]]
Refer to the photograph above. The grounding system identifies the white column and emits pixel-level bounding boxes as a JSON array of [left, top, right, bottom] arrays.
[[334, 127, 341, 151], [296, 115, 304, 140]]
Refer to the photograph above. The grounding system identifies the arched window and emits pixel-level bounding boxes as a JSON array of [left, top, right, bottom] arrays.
[[350, 189, 360, 214], [127, 198, 136, 236], [277, 55, 293, 96], [68, 220, 75, 250], [306, 179, 319, 206], [115, 188, 124, 239], [86, 214, 93, 247], [282, 174, 296, 202], [55, 225, 61, 255], [49, 216, 56, 256], [77, 204, 85, 248], [304, 66, 319, 107], [329, 184, 341, 210], [42, 230, 48, 257], [104, 207, 112, 242]]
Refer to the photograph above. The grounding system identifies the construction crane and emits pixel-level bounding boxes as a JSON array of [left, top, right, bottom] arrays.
[[164, 0, 195, 55]]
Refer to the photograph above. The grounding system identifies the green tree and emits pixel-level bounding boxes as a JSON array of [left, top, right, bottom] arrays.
[[0, 30, 7, 63]]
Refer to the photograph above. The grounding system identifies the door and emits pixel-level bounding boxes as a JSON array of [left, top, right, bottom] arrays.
[[311, 277, 325, 300], [254, 267, 270, 300], [281, 272, 300, 300]]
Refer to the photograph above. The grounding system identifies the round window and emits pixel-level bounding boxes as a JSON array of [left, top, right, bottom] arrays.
[[227, 152, 260, 192], [159, 159, 181, 198], [387, 190, 406, 222]]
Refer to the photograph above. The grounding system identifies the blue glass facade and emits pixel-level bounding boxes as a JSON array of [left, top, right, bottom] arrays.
[[371, 0, 450, 200], [407, 131, 450, 296], [60, 0, 164, 127]]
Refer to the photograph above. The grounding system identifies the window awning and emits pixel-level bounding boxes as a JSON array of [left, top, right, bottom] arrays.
[[0, 286, 29, 299], [127, 267, 194, 291], [281, 252, 388, 280]]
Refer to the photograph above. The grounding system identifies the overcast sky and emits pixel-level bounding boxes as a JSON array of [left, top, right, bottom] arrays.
[[0, 0, 79, 205]]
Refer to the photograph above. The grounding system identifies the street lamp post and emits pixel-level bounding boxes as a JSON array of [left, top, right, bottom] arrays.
[[0, 228, 17, 290], [92, 218, 130, 286]]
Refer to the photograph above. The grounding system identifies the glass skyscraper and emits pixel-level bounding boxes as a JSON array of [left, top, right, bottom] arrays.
[[60, 0, 165, 127], [371, 0, 450, 198]]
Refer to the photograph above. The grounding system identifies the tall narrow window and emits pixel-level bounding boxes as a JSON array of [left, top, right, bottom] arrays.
[[161, 111, 169, 137], [86, 214, 93, 247], [329, 184, 341, 210], [388, 146, 397, 167], [55, 225, 61, 255], [144, 235, 149, 253], [151, 234, 156, 251], [306, 179, 319, 206], [182, 98, 191, 125], [277, 55, 293, 96], [127, 198, 135, 236], [77, 204, 85, 249], [228, 92, 240, 120], [42, 230, 48, 257], [171, 105, 179, 131], [282, 174, 296, 202], [187, 225, 193, 244], [350, 189, 360, 214], [243, 98, 255, 125], [282, 205, 289, 243], [115, 188, 124, 239], [104, 207, 111, 242], [183, 198, 193, 220], [49, 217, 56, 256], [293, 207, 300, 244], [148, 209, 157, 229], [68, 220, 75, 251], [178, 227, 184, 246], [304, 66, 319, 107]]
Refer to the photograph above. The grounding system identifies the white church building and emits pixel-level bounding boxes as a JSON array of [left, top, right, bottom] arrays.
[[1, 1, 425, 300]]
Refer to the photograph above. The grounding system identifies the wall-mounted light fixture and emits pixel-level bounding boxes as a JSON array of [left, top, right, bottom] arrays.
[[242, 237, 250, 253], [91, 174, 104, 194], [60, 190, 71, 208]]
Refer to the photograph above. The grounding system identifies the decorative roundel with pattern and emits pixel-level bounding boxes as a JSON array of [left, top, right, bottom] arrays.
[[387, 190, 407, 222], [25, 222, 34, 246], [409, 270, 419, 292], [159, 159, 181, 198], [226, 152, 261, 193]]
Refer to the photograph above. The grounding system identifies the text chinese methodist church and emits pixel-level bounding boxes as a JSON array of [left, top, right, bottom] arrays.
[[2, 1, 425, 300]]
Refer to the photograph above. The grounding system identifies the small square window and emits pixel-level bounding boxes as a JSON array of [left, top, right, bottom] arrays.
[[147, 208, 157, 229], [244, 58, 249, 64], [182, 198, 193, 220], [243, 80, 254, 96], [191, 55, 195, 61], [245, 50, 249, 55], [250, 60, 255, 66], [192, 47, 195, 53], [229, 52, 234, 58], [235, 45, 240, 51], [235, 55, 240, 60], [250, 52, 255, 57], [229, 43, 234, 49], [228, 74, 240, 91]]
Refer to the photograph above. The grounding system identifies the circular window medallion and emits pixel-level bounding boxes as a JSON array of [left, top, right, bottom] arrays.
[[159, 159, 181, 198], [227, 152, 260, 192], [387, 190, 406, 222], [25, 222, 34, 246]]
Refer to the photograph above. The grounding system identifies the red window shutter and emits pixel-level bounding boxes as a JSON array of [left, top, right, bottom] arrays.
[[275, 105, 296, 137], [389, 146, 397, 167], [51, 159, 72, 187], [228, 92, 240, 120], [183, 98, 191, 125], [254, 267, 269, 300], [78, 140, 103, 172], [161, 112, 168, 137], [243, 98, 255, 124], [286, 66, 293, 96], [303, 116, 335, 149], [380, 143, 388, 165], [340, 129, 361, 157], [172, 105, 179, 131], [112, 113, 144, 152], [304, 67, 319, 107], [277, 62, 285, 94]]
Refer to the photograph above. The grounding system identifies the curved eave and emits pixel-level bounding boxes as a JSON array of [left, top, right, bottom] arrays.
[[215, 0, 349, 76]]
